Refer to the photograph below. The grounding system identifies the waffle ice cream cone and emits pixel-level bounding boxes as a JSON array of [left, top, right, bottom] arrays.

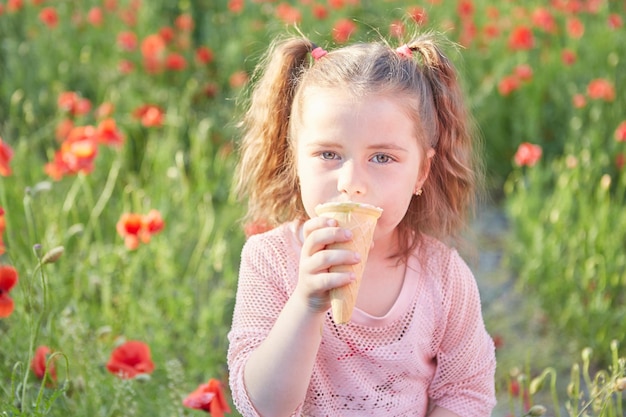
[[315, 202, 383, 324]]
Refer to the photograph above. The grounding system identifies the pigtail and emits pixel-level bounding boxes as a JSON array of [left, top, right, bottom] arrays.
[[407, 35, 482, 240], [235, 38, 316, 228]]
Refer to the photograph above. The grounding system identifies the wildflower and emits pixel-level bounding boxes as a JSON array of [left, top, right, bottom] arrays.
[[116, 213, 144, 250], [117, 31, 138, 51], [312, 4, 328, 20], [457, 0, 474, 19], [133, 104, 165, 128], [408, 6, 428, 25], [97, 118, 125, 147], [142, 209, 165, 235], [57, 92, 91, 116], [159, 27, 175, 44], [195, 46, 214, 65], [175, 13, 194, 32], [532, 7, 556, 33], [87, 7, 104, 26], [0, 207, 6, 255], [566, 17, 584, 39], [7, 0, 23, 13], [498, 75, 521, 96], [116, 210, 165, 250], [165, 53, 187, 71], [0, 265, 18, 318], [616, 377, 626, 391], [275, 3, 301, 25], [389, 20, 404, 39], [572, 93, 586, 109], [515, 64, 533, 82], [229, 71, 249, 89], [39, 7, 59, 28], [183, 379, 231, 416], [31, 346, 57, 382], [106, 340, 155, 379], [228, 0, 244, 13], [608, 14, 623, 30], [508, 26, 534, 50], [141, 34, 166, 73], [333, 18, 357, 43], [0, 137, 14, 176], [561, 49, 577, 66], [41, 246, 65, 265], [95, 102, 115, 119], [615, 121, 626, 142], [587, 78, 615, 101], [514, 142, 542, 167]]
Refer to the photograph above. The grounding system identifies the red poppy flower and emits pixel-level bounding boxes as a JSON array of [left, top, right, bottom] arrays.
[[389, 20, 404, 39], [514, 142, 542, 167], [39, 7, 59, 28], [608, 14, 623, 30], [7, 0, 23, 13], [566, 17, 584, 39], [0, 137, 14, 177], [312, 4, 328, 20], [142, 210, 165, 235], [117, 31, 138, 51], [531, 7, 556, 33], [97, 118, 125, 147], [498, 75, 521, 96], [183, 379, 231, 416], [159, 26, 175, 44], [457, 0, 474, 19], [572, 93, 586, 109], [116, 213, 144, 250], [141, 34, 166, 72], [132, 104, 165, 127], [175, 14, 194, 31], [0, 265, 18, 318], [508, 26, 534, 51], [95, 102, 115, 119], [332, 18, 357, 43], [106, 340, 155, 379], [514, 64, 533, 82], [408, 6, 428, 25], [228, 0, 244, 13], [87, 7, 104, 26], [165, 53, 187, 71], [31, 345, 57, 382], [229, 71, 249, 89], [275, 3, 301, 25], [587, 78, 615, 101], [561, 49, 577, 66], [0, 207, 6, 255], [615, 121, 626, 142], [195, 46, 214, 65]]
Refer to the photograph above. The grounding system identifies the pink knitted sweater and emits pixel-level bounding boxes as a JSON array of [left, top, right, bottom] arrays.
[[228, 222, 496, 417]]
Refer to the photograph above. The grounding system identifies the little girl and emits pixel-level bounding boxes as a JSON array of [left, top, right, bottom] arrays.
[[228, 32, 496, 417]]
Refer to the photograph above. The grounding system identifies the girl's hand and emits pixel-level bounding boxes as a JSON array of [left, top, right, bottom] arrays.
[[295, 217, 361, 313]]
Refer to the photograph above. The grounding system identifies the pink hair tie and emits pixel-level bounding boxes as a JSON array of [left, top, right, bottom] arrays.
[[396, 44, 412, 58], [311, 46, 328, 61]]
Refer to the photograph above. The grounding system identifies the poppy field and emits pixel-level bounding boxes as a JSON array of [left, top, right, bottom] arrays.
[[0, 0, 625, 416]]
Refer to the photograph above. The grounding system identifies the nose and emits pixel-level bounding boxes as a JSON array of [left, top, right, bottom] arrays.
[[337, 160, 367, 197]]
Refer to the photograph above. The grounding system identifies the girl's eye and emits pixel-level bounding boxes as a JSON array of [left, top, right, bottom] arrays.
[[371, 153, 393, 164], [320, 151, 338, 160]]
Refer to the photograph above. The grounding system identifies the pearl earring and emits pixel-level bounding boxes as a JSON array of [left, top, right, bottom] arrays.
[[415, 188, 423, 196]]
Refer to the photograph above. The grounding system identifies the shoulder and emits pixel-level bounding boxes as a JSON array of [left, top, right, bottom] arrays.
[[240, 221, 301, 268]]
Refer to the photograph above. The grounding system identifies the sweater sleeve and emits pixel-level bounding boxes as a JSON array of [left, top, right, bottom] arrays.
[[226, 231, 302, 417], [427, 249, 497, 417]]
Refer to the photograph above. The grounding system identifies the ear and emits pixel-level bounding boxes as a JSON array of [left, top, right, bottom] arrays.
[[414, 148, 436, 191]]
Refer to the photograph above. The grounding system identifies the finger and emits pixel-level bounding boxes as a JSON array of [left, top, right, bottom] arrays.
[[302, 216, 337, 240], [307, 248, 361, 274]]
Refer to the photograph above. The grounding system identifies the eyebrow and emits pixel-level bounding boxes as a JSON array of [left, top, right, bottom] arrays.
[[305, 140, 409, 152]]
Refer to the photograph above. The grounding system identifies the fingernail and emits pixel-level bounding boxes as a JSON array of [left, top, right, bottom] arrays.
[[354, 252, 361, 261], [327, 219, 337, 226], [344, 229, 352, 239]]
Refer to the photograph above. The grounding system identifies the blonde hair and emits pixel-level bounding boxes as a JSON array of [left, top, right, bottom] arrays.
[[235, 33, 482, 258]]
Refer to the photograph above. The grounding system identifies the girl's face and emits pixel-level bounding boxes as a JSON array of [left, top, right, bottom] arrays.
[[295, 88, 434, 246]]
